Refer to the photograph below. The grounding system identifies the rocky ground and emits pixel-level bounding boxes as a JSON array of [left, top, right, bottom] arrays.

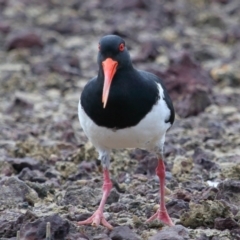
[[0, 0, 240, 239]]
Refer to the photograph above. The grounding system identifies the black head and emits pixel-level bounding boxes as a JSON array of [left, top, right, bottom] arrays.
[[97, 35, 133, 108], [98, 35, 132, 69]]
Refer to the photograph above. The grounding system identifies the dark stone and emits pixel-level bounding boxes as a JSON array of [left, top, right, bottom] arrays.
[[66, 232, 90, 240], [68, 169, 91, 181], [207, 121, 225, 139], [93, 233, 111, 240], [152, 51, 213, 118], [166, 199, 190, 218], [32, 53, 81, 76], [182, 180, 206, 191], [18, 168, 46, 183], [25, 181, 48, 198], [133, 41, 159, 62], [109, 202, 127, 213], [195, 233, 210, 240], [62, 186, 101, 206], [109, 226, 141, 240], [6, 97, 34, 115], [0, 177, 39, 207], [192, 148, 216, 171], [71, 212, 92, 222], [44, 169, 61, 179], [48, 18, 83, 35], [214, 217, 239, 230], [20, 214, 70, 240], [135, 154, 166, 176], [174, 189, 192, 202], [5, 29, 43, 51], [217, 180, 240, 205], [129, 148, 149, 160], [231, 228, 240, 240], [201, 187, 219, 201], [0, 21, 11, 34], [150, 225, 190, 240], [0, 210, 36, 238], [176, 89, 211, 118], [106, 188, 120, 204], [7, 157, 39, 173]]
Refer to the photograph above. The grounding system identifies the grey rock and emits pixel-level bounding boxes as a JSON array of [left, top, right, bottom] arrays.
[[0, 177, 39, 208], [109, 226, 141, 240], [150, 225, 190, 240]]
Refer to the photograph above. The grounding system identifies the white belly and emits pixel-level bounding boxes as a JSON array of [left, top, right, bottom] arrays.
[[78, 84, 171, 151]]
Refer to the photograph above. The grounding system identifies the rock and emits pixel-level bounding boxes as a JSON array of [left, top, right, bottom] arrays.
[[106, 188, 120, 204], [62, 185, 101, 206], [5, 29, 43, 51], [180, 200, 233, 228], [207, 121, 226, 139], [192, 148, 216, 171], [6, 96, 34, 115], [176, 89, 211, 118], [32, 53, 81, 76], [130, 149, 151, 161], [102, 0, 147, 10], [210, 63, 240, 87], [189, 229, 232, 240], [7, 157, 39, 173], [231, 228, 240, 240], [0, 210, 36, 238], [93, 233, 111, 240], [194, 12, 225, 28], [217, 180, 240, 205], [109, 202, 127, 213], [55, 161, 78, 178], [20, 214, 70, 240], [66, 232, 90, 240], [25, 181, 48, 198], [173, 189, 192, 202], [0, 21, 11, 34], [44, 168, 61, 179], [154, 52, 213, 118], [133, 41, 159, 62], [150, 225, 190, 240], [192, 148, 219, 180], [0, 160, 15, 176], [18, 168, 46, 183], [0, 177, 39, 209], [200, 187, 219, 201], [135, 154, 158, 176], [194, 233, 209, 240], [172, 156, 193, 180], [109, 226, 141, 240], [214, 217, 239, 230], [166, 199, 190, 218], [47, 18, 83, 35]]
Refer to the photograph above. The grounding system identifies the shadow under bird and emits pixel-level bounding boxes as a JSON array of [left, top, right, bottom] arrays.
[[78, 35, 175, 229]]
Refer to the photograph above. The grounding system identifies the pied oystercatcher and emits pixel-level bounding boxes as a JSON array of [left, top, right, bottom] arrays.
[[78, 35, 175, 229]]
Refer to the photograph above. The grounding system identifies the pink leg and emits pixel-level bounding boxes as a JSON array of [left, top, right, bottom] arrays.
[[146, 158, 174, 226], [78, 169, 113, 229]]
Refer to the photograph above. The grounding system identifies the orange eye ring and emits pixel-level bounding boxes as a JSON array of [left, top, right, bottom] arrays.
[[119, 43, 124, 52]]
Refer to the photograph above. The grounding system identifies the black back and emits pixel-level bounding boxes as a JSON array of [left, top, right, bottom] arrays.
[[81, 68, 175, 129]]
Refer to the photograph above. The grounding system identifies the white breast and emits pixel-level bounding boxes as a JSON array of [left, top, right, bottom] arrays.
[[78, 83, 171, 151]]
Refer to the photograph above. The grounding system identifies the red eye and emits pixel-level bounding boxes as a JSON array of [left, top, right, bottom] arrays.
[[119, 43, 124, 52], [98, 44, 101, 51]]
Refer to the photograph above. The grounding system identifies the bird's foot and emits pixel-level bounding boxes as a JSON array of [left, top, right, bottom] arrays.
[[146, 209, 174, 226], [78, 209, 113, 230]]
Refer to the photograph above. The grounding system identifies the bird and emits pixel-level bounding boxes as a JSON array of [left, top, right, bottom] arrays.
[[78, 35, 175, 229]]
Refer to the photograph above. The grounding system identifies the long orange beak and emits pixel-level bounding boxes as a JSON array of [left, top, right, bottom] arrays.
[[102, 58, 118, 108]]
